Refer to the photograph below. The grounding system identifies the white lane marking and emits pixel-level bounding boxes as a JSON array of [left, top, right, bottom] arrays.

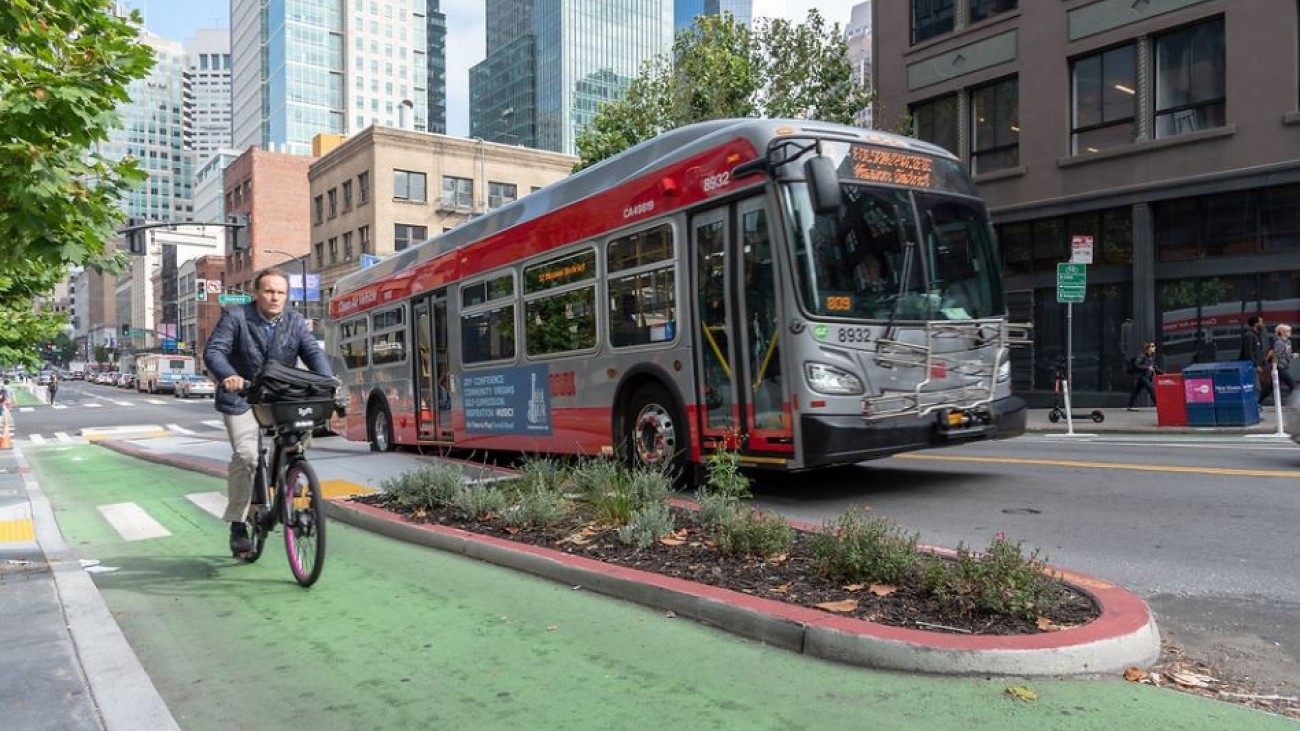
[[201, 420, 224, 429], [18, 407, 34, 413], [97, 502, 172, 542], [51, 404, 67, 410], [54, 432, 73, 442], [85, 403, 104, 408], [110, 401, 133, 407], [167, 423, 196, 435], [185, 492, 227, 520], [146, 399, 168, 405], [28, 434, 46, 445]]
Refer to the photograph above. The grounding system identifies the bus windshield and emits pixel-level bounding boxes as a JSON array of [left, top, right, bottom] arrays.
[[784, 181, 1004, 321]]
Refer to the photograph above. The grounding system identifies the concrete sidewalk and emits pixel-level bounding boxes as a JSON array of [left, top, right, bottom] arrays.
[[1024, 404, 1290, 435]]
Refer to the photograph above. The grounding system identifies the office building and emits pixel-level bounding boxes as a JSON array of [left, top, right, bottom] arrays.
[[675, 0, 752, 31], [232, 0, 445, 155], [426, 1, 448, 134], [872, 0, 1300, 403], [470, 0, 673, 155], [308, 126, 576, 298], [184, 28, 233, 163], [845, 1, 872, 128]]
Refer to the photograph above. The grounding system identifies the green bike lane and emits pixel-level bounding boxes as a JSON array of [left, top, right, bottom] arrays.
[[25, 444, 1295, 731]]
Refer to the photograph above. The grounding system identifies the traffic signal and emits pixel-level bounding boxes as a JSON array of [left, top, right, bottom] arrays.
[[121, 323, 130, 337], [126, 217, 146, 255], [195, 278, 207, 302], [228, 213, 249, 251]]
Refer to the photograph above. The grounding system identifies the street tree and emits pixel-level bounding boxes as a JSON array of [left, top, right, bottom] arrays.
[[0, 1, 155, 366], [574, 10, 869, 170]]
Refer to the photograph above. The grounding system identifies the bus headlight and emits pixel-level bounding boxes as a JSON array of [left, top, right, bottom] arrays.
[[997, 356, 1012, 383], [804, 362, 865, 395]]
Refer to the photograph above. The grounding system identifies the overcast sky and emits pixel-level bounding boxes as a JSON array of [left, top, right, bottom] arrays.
[[131, 0, 856, 137]]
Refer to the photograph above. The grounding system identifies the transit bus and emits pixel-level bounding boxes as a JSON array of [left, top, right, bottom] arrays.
[[326, 118, 1029, 477], [136, 353, 196, 394]]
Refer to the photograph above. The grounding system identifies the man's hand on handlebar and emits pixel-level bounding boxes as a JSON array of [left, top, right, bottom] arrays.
[[223, 374, 247, 392]]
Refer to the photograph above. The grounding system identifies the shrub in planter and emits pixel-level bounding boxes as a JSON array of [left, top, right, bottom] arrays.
[[809, 507, 921, 586]]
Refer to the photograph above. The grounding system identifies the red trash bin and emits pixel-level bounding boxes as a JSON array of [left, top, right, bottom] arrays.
[[1154, 373, 1187, 426]]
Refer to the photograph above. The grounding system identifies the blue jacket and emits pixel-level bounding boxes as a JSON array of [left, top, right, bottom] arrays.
[[203, 303, 332, 415]]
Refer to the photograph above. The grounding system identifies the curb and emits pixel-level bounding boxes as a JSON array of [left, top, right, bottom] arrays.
[[328, 498, 1161, 677]]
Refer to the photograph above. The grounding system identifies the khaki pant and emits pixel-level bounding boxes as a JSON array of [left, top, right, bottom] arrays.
[[222, 411, 259, 523]]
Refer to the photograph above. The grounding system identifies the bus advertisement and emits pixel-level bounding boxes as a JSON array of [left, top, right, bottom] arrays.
[[136, 353, 196, 394], [325, 119, 1030, 477]]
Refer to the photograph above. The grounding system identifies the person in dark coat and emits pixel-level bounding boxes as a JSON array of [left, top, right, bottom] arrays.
[[204, 268, 332, 556], [1126, 342, 1159, 411], [1239, 315, 1272, 404]]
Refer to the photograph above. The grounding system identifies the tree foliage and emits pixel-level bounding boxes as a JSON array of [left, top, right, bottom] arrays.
[[574, 10, 870, 170], [0, 1, 154, 365]]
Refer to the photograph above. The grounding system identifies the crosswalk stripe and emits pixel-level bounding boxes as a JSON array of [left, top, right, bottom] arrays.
[[201, 420, 224, 429], [85, 403, 103, 408], [167, 423, 196, 435], [146, 399, 168, 405], [19, 407, 34, 413], [97, 502, 171, 541], [54, 432, 72, 442], [28, 434, 46, 445], [185, 492, 227, 519], [51, 404, 67, 410], [111, 401, 133, 406]]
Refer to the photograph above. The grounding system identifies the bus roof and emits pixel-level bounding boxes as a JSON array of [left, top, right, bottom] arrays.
[[329, 118, 953, 319]]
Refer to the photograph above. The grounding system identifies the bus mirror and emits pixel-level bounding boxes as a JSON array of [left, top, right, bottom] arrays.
[[805, 155, 841, 214]]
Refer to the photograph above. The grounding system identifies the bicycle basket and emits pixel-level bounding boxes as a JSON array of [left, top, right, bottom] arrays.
[[249, 362, 338, 404], [251, 397, 337, 430]]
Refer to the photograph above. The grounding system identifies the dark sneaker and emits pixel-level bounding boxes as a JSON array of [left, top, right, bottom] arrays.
[[229, 522, 252, 556]]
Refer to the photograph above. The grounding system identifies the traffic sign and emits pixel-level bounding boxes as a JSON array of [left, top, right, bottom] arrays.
[[1070, 235, 1094, 264], [1057, 262, 1086, 304], [219, 294, 252, 305]]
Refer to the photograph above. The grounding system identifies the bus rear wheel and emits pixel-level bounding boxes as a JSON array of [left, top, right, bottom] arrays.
[[369, 401, 395, 452], [624, 384, 686, 480]]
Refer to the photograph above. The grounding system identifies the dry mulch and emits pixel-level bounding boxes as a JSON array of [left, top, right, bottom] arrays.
[[350, 494, 1098, 636]]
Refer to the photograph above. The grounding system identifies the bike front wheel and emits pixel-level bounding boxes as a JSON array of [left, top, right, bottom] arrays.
[[282, 459, 326, 586]]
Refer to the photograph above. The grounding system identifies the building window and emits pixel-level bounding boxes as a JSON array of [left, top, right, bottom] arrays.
[[358, 171, 370, 204], [342, 180, 353, 211], [394, 223, 427, 251], [315, 241, 324, 268], [488, 181, 517, 209], [313, 195, 323, 224], [343, 231, 353, 260], [359, 225, 371, 254], [970, 76, 1019, 175], [1154, 17, 1226, 138], [1071, 44, 1137, 155], [912, 0, 954, 45], [911, 93, 959, 157], [327, 188, 338, 218], [328, 237, 338, 264], [442, 176, 473, 208], [393, 169, 426, 202], [969, 0, 1015, 24]]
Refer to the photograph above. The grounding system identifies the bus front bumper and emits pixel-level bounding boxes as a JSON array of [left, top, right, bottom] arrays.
[[798, 395, 1027, 469]]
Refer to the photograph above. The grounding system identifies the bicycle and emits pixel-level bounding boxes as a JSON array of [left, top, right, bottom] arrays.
[[240, 393, 340, 587]]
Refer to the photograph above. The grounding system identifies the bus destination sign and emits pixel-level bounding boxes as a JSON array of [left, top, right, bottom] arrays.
[[848, 145, 934, 189]]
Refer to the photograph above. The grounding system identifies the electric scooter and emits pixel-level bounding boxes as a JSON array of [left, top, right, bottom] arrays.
[[1046, 364, 1104, 423]]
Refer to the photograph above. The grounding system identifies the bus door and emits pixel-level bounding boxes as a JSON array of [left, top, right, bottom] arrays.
[[691, 197, 793, 456], [414, 290, 454, 441]]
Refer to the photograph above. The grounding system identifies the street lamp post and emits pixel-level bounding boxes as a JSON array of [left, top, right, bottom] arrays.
[[263, 249, 310, 315]]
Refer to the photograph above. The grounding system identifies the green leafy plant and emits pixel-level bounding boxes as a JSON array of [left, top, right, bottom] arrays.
[[715, 508, 794, 559], [501, 485, 569, 529], [448, 484, 509, 521], [615, 502, 675, 550], [379, 462, 466, 511], [809, 507, 920, 586], [923, 533, 1064, 621]]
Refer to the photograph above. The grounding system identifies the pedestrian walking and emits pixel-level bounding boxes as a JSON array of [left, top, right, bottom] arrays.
[[47, 373, 59, 405], [1268, 323, 1295, 404], [1126, 342, 1159, 411], [1239, 315, 1272, 404]]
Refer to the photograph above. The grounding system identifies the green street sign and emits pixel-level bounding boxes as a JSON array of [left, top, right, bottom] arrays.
[[1056, 263, 1086, 303], [126, 329, 146, 337], [218, 294, 252, 305]]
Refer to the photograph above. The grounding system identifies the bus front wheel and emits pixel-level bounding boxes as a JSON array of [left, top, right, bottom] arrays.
[[369, 401, 395, 452], [624, 384, 686, 480]]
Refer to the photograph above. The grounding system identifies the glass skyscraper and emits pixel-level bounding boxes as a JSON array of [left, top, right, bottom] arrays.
[[675, 0, 752, 31], [232, 0, 446, 155], [472, 0, 672, 155]]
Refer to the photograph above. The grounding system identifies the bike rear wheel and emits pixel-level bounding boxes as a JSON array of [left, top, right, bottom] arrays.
[[282, 459, 326, 587]]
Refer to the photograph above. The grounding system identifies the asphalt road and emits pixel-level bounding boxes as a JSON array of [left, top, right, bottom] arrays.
[[15, 385, 1300, 699], [749, 433, 1300, 697]]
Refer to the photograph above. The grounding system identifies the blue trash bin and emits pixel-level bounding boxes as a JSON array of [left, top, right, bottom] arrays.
[[1210, 361, 1260, 426]]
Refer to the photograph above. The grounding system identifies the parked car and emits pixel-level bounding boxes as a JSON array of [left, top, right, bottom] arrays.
[[116, 373, 136, 389], [174, 375, 215, 399], [37, 370, 53, 385]]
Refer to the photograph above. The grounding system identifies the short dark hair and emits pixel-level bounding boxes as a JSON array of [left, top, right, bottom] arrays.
[[1247, 315, 1262, 328], [254, 267, 290, 292]]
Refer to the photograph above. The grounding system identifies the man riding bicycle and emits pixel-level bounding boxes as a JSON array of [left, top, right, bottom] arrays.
[[204, 268, 332, 556]]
